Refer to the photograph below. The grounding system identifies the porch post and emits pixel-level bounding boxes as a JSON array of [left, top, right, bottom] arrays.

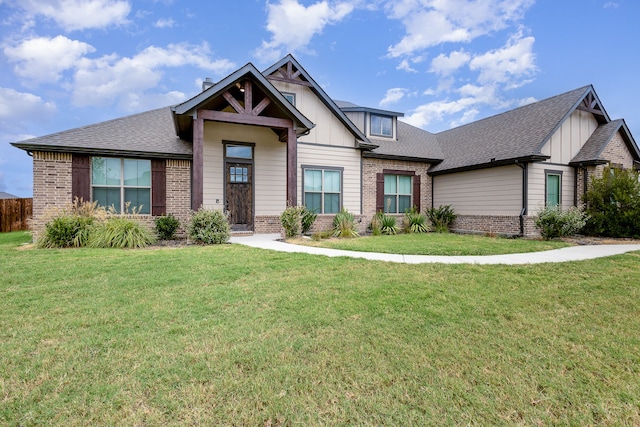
[[192, 116, 204, 210], [287, 126, 297, 206]]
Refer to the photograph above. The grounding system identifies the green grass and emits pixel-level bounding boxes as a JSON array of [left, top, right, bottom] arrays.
[[295, 232, 570, 255], [1, 231, 640, 425]]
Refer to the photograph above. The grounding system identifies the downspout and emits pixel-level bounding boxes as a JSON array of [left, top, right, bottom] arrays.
[[573, 166, 578, 207], [516, 162, 528, 236], [431, 175, 435, 209]]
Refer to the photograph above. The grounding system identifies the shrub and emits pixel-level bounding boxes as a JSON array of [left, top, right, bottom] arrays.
[[332, 208, 359, 238], [426, 205, 457, 233], [534, 205, 589, 240], [370, 212, 383, 236], [582, 167, 640, 238], [88, 217, 156, 248], [187, 208, 230, 244], [155, 214, 180, 240], [280, 206, 301, 238], [404, 207, 429, 233], [300, 207, 318, 234], [37, 198, 104, 248], [379, 213, 399, 235], [38, 215, 94, 248]]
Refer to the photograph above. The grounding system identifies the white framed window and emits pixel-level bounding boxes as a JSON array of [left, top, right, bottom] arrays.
[[92, 157, 151, 214], [384, 174, 412, 213], [371, 114, 392, 137], [303, 168, 342, 214]]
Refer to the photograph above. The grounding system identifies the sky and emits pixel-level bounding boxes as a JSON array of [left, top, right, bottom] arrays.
[[1, 0, 639, 198]]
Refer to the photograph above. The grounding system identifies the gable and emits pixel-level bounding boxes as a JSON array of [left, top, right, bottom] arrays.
[[263, 55, 372, 149], [540, 109, 599, 163], [172, 63, 314, 143]]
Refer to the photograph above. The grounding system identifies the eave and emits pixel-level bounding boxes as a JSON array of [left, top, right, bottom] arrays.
[[428, 155, 549, 176], [363, 151, 443, 164], [10, 143, 193, 160]]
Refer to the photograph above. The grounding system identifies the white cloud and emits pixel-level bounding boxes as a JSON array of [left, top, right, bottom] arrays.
[[155, 18, 175, 28], [403, 96, 479, 129], [0, 87, 57, 126], [379, 88, 407, 106], [19, 0, 131, 31], [4, 35, 95, 84], [254, 0, 355, 62], [603, 2, 619, 8], [469, 32, 536, 85], [72, 43, 235, 110], [386, 0, 535, 58], [396, 58, 418, 73], [430, 50, 471, 76]]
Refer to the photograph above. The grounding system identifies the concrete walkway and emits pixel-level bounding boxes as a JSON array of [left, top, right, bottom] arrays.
[[230, 233, 640, 265]]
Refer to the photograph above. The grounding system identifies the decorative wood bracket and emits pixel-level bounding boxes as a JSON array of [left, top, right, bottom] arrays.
[[577, 92, 605, 115]]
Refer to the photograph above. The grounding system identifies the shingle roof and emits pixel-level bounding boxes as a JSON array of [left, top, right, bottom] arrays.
[[0, 192, 19, 199], [430, 86, 594, 173], [366, 121, 443, 161], [570, 120, 623, 164], [12, 107, 192, 159]]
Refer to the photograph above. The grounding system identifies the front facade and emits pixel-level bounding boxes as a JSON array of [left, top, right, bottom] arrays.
[[12, 55, 640, 237]]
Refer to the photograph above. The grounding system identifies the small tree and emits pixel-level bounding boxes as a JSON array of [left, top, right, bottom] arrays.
[[582, 167, 640, 238]]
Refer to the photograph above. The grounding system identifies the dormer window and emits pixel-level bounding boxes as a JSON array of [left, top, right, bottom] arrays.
[[371, 114, 392, 137]]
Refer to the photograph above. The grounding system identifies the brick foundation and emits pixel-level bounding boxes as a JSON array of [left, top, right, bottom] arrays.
[[451, 214, 537, 237]]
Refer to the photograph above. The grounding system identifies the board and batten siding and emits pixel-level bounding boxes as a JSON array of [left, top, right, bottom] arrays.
[[528, 162, 576, 212], [202, 121, 287, 216], [298, 143, 362, 214], [433, 165, 522, 215], [270, 81, 358, 148], [541, 110, 598, 163]]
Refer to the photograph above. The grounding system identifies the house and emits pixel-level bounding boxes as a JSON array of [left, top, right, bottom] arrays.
[[12, 54, 640, 237], [0, 192, 19, 199]]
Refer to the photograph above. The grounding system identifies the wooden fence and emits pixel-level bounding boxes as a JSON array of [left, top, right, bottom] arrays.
[[0, 198, 33, 232]]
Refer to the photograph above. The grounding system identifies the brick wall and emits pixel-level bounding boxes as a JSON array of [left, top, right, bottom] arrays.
[[255, 215, 282, 234], [362, 157, 432, 227], [32, 151, 73, 235], [451, 214, 537, 237], [601, 132, 635, 169], [166, 159, 192, 236]]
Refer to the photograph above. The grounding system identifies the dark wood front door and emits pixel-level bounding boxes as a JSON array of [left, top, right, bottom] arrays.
[[226, 162, 253, 230]]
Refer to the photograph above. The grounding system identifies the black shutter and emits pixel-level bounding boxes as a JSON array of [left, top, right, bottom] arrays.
[[376, 173, 384, 213], [151, 159, 166, 216], [72, 154, 91, 203], [413, 174, 421, 212]]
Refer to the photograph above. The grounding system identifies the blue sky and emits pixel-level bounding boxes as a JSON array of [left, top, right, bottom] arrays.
[[1, 0, 638, 197]]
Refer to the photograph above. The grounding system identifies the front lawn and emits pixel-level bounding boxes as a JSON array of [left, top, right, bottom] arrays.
[[1, 231, 639, 425], [291, 232, 570, 255]]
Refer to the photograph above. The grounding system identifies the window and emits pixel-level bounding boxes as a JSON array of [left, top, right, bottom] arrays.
[[546, 172, 561, 207], [225, 144, 252, 159], [303, 168, 341, 214], [384, 174, 412, 213], [229, 166, 248, 183], [370, 114, 392, 137], [282, 92, 296, 106], [92, 157, 151, 214]]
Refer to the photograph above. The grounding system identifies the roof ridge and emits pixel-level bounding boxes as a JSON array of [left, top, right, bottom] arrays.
[[436, 85, 592, 135]]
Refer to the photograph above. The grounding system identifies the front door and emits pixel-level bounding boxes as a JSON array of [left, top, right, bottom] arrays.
[[226, 162, 253, 230]]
